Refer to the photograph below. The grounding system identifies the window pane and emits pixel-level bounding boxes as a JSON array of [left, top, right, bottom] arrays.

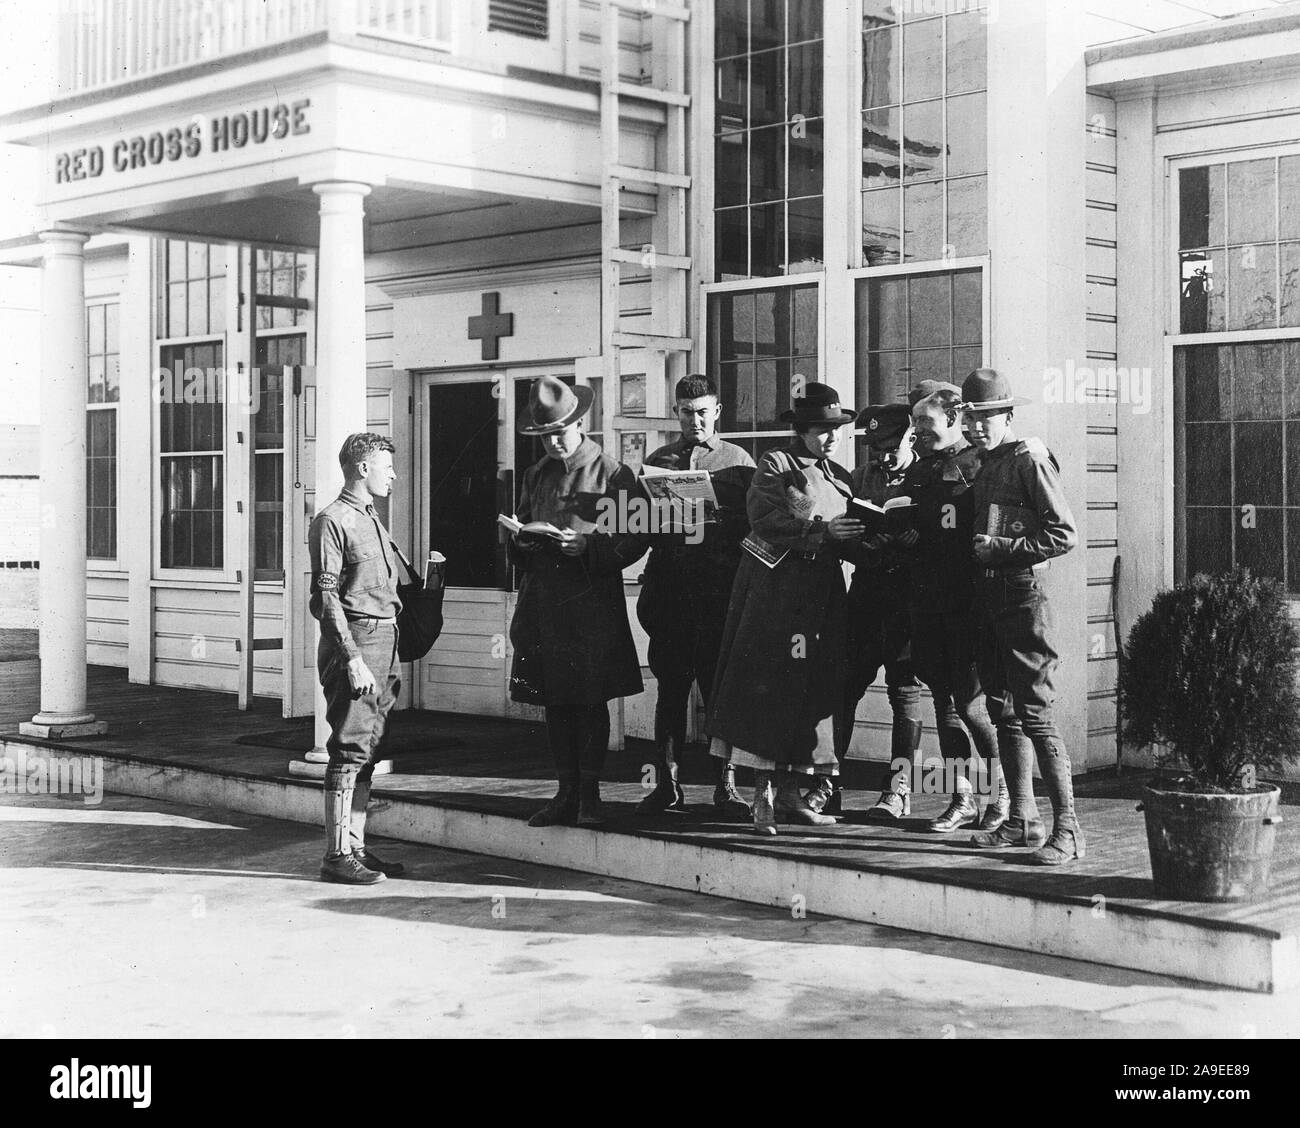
[[750, 47, 784, 127], [1186, 507, 1232, 579], [754, 288, 778, 356], [750, 200, 785, 276], [947, 175, 987, 257], [749, 123, 783, 202], [105, 355, 120, 403], [907, 347, 950, 384], [787, 196, 823, 273], [946, 11, 986, 94], [1281, 156, 1300, 240], [1236, 506, 1284, 583], [88, 304, 106, 354], [719, 360, 755, 430], [168, 240, 187, 281], [862, 107, 901, 187], [1286, 342, 1300, 419], [105, 302, 119, 354], [793, 285, 819, 356], [862, 1, 900, 31], [754, 358, 781, 429], [908, 273, 951, 348], [946, 93, 986, 177], [788, 118, 824, 199], [168, 282, 187, 337], [862, 26, 899, 108], [209, 275, 226, 334], [750, 0, 782, 53], [862, 187, 901, 265], [187, 241, 207, 281], [788, 0, 823, 44], [1182, 344, 1229, 422], [188, 279, 207, 335], [903, 180, 943, 261], [900, 100, 942, 182], [1232, 342, 1285, 420], [1287, 425, 1300, 504], [1227, 243, 1277, 330], [715, 0, 748, 56], [87, 355, 105, 403], [786, 41, 822, 119], [1235, 422, 1283, 506], [716, 206, 749, 280], [1288, 511, 1300, 593], [1208, 163, 1226, 247], [255, 368, 285, 449], [716, 56, 748, 133], [865, 349, 909, 406], [716, 132, 748, 208], [1184, 423, 1231, 506], [902, 18, 942, 103], [1179, 166, 1210, 249], [952, 344, 983, 380], [1281, 242, 1300, 327], [1179, 249, 1225, 333], [1226, 158, 1276, 246], [953, 267, 983, 344]]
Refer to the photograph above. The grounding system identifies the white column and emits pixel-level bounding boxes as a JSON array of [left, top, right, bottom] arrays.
[[21, 230, 107, 739], [309, 181, 372, 756]]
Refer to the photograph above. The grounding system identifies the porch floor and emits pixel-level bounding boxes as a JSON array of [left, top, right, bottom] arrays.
[[4, 662, 1299, 991]]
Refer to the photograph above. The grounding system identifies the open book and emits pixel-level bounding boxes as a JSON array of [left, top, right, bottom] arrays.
[[848, 495, 917, 537], [498, 514, 567, 541]]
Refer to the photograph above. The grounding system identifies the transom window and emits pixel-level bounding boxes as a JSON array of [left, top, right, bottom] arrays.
[[158, 240, 225, 338], [715, 0, 825, 280], [860, 0, 988, 265]]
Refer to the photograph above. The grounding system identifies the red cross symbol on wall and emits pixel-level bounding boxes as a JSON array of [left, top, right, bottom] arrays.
[[467, 292, 515, 361]]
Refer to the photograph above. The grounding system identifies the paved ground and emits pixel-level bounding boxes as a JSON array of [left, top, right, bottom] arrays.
[[1, 792, 1297, 1039]]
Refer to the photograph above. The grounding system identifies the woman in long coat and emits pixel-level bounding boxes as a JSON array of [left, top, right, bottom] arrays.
[[508, 376, 647, 828], [707, 383, 869, 835]]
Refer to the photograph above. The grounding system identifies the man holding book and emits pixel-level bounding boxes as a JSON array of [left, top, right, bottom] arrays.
[[961, 368, 1084, 865], [635, 373, 755, 819]]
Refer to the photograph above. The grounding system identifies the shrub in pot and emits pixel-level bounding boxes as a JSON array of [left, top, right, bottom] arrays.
[[1122, 567, 1298, 901]]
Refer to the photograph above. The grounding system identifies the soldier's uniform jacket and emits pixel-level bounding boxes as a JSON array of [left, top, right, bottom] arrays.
[[972, 437, 1078, 570], [309, 488, 402, 665], [847, 457, 911, 607], [639, 434, 755, 609], [901, 441, 982, 611]]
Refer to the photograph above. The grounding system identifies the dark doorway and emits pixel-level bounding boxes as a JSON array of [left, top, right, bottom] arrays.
[[428, 381, 499, 588]]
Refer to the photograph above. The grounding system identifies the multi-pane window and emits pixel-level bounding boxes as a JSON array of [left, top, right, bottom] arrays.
[[715, 0, 824, 280], [159, 342, 224, 569], [860, 0, 988, 265], [1178, 158, 1300, 333], [856, 268, 983, 404], [1176, 342, 1300, 593], [86, 300, 119, 560], [708, 282, 819, 460], [160, 240, 226, 338], [255, 249, 313, 329], [253, 335, 302, 577]]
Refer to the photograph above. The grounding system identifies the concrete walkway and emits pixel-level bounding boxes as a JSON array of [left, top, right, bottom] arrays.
[[2, 792, 1296, 1039]]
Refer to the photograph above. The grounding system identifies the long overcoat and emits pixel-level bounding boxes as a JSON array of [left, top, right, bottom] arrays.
[[508, 438, 647, 706], [706, 440, 870, 764]]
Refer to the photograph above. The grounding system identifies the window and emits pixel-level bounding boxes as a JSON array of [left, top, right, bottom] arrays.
[[708, 282, 819, 460], [86, 300, 119, 560], [856, 268, 983, 404], [715, 0, 824, 280], [253, 335, 302, 577], [1176, 342, 1300, 592], [159, 240, 225, 338], [159, 342, 224, 569], [254, 249, 313, 329], [860, 0, 988, 265], [1178, 157, 1300, 333], [488, 0, 548, 38]]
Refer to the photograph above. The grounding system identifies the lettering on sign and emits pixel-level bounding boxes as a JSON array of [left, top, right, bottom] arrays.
[[54, 99, 311, 184]]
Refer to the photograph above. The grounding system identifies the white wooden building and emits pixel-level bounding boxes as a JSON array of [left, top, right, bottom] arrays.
[[2, 0, 1298, 775]]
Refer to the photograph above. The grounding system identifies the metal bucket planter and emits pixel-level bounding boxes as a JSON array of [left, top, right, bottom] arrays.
[[1139, 784, 1283, 902]]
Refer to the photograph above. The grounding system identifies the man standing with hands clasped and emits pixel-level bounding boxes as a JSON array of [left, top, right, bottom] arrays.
[[961, 369, 1084, 865], [309, 432, 407, 885]]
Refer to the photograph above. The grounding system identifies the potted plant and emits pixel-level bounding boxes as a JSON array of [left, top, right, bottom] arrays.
[[1122, 566, 1298, 901]]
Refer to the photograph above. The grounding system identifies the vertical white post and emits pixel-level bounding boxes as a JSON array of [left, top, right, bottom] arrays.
[[22, 231, 108, 739], [309, 182, 372, 757]]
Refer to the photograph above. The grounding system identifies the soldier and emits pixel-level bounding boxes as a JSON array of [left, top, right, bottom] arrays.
[[309, 432, 406, 886], [813, 401, 924, 820], [961, 369, 1084, 865], [635, 374, 755, 820], [903, 385, 1007, 833]]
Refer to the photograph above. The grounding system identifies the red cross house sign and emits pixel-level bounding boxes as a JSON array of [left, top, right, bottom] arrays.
[[467, 292, 515, 361]]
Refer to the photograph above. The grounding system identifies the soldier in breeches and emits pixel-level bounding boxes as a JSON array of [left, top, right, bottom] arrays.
[[960, 370, 1085, 866], [309, 432, 406, 886]]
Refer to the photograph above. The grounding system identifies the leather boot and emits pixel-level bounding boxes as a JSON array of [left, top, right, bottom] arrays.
[[530, 708, 582, 827], [752, 771, 777, 836], [713, 761, 752, 820], [804, 775, 841, 816], [927, 789, 981, 832], [636, 740, 685, 814], [970, 814, 1047, 850], [774, 772, 837, 826], [978, 773, 1010, 833], [1031, 817, 1086, 866], [577, 774, 606, 827], [321, 768, 384, 885], [349, 774, 405, 877]]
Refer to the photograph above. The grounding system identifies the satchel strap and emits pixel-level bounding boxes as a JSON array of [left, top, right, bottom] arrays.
[[386, 537, 423, 585]]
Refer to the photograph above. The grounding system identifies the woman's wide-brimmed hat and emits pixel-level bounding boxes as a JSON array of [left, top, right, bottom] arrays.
[[960, 368, 1031, 412], [518, 375, 595, 435], [780, 382, 856, 425]]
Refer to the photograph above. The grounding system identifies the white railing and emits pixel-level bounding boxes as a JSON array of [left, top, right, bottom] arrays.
[[56, 0, 455, 95]]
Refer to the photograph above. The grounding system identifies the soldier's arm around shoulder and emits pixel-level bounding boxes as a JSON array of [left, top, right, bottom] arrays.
[[309, 511, 361, 663], [1017, 438, 1079, 563]]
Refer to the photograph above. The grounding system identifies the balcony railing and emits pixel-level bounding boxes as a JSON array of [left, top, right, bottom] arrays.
[[56, 0, 455, 95]]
